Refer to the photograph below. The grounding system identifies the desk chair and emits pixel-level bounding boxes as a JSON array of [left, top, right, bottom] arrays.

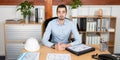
[[0, 56, 5, 60], [43, 17, 58, 41], [43, 17, 80, 42]]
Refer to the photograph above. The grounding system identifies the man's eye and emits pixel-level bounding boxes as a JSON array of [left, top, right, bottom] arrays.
[[58, 11, 61, 13], [62, 11, 65, 13], [58, 11, 66, 13]]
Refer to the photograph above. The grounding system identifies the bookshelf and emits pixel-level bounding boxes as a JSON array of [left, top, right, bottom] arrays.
[[71, 15, 116, 53]]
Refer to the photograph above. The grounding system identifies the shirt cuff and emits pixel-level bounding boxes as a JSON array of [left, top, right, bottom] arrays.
[[47, 43, 54, 48], [70, 42, 75, 46], [42, 41, 54, 48], [70, 41, 81, 46]]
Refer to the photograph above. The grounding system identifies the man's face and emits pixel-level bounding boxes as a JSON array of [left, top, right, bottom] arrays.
[[57, 8, 67, 20]]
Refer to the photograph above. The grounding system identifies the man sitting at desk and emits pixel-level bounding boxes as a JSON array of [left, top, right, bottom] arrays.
[[42, 4, 82, 50]]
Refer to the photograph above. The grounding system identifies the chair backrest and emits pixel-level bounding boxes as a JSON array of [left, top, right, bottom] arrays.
[[44, 17, 58, 31], [43, 17, 58, 41]]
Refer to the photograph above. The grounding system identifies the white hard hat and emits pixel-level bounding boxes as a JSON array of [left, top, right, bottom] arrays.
[[24, 37, 40, 52]]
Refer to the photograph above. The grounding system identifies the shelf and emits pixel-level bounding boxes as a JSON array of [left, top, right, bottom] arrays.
[[108, 42, 114, 47], [6, 40, 25, 43], [101, 31, 115, 33], [86, 30, 115, 33], [78, 31, 108, 33], [79, 31, 86, 33], [71, 15, 116, 19], [108, 44, 114, 47], [86, 31, 101, 33], [71, 16, 87, 18], [5, 21, 42, 25], [86, 31, 115, 33], [71, 15, 116, 53]]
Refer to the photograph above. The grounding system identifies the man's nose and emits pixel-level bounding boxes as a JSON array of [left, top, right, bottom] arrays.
[[60, 12, 64, 15]]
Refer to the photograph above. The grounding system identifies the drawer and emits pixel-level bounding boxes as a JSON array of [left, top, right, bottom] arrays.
[[6, 43, 24, 60]]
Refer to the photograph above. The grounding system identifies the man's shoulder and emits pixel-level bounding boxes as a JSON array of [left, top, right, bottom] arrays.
[[49, 19, 57, 24], [65, 19, 74, 24], [48, 18, 74, 25]]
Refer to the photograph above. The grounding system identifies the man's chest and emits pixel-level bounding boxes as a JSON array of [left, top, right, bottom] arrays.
[[51, 25, 71, 36]]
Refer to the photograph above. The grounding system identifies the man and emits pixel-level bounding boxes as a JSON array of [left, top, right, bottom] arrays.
[[42, 4, 82, 50]]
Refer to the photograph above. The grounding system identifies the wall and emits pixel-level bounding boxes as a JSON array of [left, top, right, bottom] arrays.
[[0, 0, 120, 5], [0, 5, 120, 55], [52, 5, 112, 17], [0, 20, 4, 55], [111, 6, 120, 53]]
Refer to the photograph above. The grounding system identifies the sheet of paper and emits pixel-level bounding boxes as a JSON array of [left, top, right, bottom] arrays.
[[46, 53, 71, 60], [68, 44, 92, 52], [18, 52, 40, 60]]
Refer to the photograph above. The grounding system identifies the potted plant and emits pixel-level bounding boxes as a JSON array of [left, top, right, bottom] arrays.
[[69, 0, 82, 17], [16, 0, 34, 23], [70, 0, 82, 9]]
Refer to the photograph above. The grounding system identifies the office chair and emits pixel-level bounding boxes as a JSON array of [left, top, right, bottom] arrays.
[[43, 17, 80, 42], [0, 56, 5, 60], [43, 17, 58, 41], [44, 17, 58, 30]]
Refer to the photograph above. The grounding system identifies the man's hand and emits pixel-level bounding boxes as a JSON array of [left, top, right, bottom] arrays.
[[54, 42, 71, 51]]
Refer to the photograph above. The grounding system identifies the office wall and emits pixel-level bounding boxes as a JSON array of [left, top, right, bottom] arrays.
[[52, 5, 112, 17], [0, 0, 120, 5], [0, 20, 5, 55], [0, 5, 120, 55], [111, 6, 120, 53]]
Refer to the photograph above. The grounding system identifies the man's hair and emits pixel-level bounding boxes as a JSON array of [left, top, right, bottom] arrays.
[[57, 4, 67, 12]]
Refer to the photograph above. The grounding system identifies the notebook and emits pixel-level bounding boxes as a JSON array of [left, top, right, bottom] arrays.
[[66, 44, 95, 56]]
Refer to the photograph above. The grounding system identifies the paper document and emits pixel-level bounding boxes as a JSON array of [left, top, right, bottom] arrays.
[[46, 53, 71, 60], [18, 52, 40, 60]]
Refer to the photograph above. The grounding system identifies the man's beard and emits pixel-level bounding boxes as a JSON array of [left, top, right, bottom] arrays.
[[59, 16, 65, 20]]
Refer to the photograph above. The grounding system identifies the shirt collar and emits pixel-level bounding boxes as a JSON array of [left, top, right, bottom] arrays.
[[56, 19, 68, 25]]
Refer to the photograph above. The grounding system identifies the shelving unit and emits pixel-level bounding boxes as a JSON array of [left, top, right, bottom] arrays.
[[71, 15, 116, 53]]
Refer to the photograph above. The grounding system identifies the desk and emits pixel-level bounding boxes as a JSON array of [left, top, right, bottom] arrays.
[[24, 45, 110, 60]]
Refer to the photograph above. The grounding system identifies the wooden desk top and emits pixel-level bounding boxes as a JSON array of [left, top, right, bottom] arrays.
[[23, 45, 110, 60]]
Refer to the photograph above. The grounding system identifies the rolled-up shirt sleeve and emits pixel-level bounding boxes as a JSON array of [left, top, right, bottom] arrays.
[[70, 23, 82, 46], [42, 22, 54, 47]]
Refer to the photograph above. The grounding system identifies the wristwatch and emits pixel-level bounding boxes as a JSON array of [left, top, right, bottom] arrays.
[[51, 44, 55, 49]]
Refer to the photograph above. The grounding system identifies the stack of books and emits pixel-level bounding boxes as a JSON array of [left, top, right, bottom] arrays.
[[87, 22, 97, 32], [86, 35, 100, 45], [6, 18, 22, 24]]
